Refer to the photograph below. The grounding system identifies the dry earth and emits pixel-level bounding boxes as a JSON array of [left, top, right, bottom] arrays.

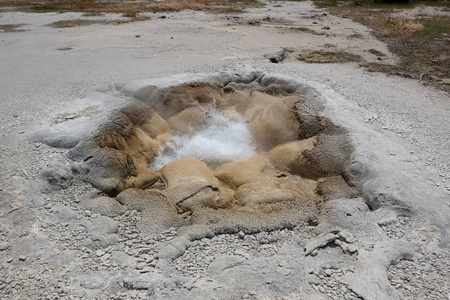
[[0, 1, 449, 300]]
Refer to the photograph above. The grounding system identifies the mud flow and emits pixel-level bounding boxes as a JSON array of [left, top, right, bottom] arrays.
[[69, 75, 359, 235]]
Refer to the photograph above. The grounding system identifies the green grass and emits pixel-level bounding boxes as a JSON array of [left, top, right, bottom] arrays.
[[421, 18, 450, 37]]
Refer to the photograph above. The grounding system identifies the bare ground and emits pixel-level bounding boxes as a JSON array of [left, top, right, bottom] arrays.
[[0, 1, 449, 299]]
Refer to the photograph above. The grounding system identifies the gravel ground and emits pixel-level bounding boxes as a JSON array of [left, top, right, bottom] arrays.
[[0, 1, 449, 299]]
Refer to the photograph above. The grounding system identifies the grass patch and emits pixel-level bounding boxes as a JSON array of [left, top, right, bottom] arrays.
[[82, 11, 105, 17], [0, 0, 263, 14], [318, 1, 450, 93], [348, 32, 363, 38], [48, 14, 151, 27], [368, 48, 386, 56], [286, 26, 319, 34], [298, 50, 361, 63], [421, 17, 449, 37], [0, 23, 27, 32], [49, 19, 99, 28]]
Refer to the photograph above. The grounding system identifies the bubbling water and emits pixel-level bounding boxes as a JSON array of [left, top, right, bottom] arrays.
[[150, 106, 257, 171]]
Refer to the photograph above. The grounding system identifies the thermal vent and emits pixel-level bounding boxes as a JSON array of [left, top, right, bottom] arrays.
[[69, 74, 359, 234]]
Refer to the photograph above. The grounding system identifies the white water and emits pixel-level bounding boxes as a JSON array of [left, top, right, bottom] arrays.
[[150, 106, 257, 171]]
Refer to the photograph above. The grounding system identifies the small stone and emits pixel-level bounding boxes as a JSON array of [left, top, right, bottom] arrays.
[[238, 231, 245, 239], [307, 275, 321, 285], [347, 244, 358, 253], [0, 242, 9, 251], [19, 255, 26, 261], [234, 249, 250, 259]]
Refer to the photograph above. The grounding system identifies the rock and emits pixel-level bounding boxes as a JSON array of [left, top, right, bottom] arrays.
[[116, 189, 181, 233], [338, 231, 357, 244], [0, 242, 10, 251], [308, 275, 321, 285], [79, 195, 126, 217], [316, 176, 359, 201], [231, 90, 280, 121], [235, 176, 317, 208], [160, 157, 219, 189], [68, 101, 167, 196], [150, 82, 226, 119], [234, 249, 250, 259], [80, 274, 108, 289], [264, 48, 291, 63], [167, 108, 207, 134], [250, 95, 303, 151], [39, 163, 74, 190], [268, 137, 324, 179], [235, 181, 294, 206], [214, 155, 274, 189], [207, 255, 245, 275], [161, 158, 225, 211], [157, 235, 190, 262], [304, 232, 338, 255]]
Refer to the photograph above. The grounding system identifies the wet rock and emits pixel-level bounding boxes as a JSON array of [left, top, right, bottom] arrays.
[[269, 137, 323, 179], [214, 155, 274, 189], [161, 158, 225, 211], [250, 95, 303, 151], [69, 101, 167, 196], [167, 108, 207, 135]]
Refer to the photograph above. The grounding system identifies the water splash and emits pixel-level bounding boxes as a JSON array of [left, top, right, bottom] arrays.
[[150, 105, 257, 171]]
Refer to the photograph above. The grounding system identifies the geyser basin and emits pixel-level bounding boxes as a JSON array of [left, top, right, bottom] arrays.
[[68, 73, 359, 234], [25, 72, 449, 300]]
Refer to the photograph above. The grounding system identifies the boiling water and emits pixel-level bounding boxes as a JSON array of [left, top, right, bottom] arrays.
[[150, 107, 257, 171]]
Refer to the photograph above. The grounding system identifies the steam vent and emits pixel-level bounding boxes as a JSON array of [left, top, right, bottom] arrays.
[[25, 72, 449, 299], [68, 73, 357, 235]]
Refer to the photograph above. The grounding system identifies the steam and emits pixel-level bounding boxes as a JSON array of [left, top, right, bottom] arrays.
[[150, 106, 257, 171]]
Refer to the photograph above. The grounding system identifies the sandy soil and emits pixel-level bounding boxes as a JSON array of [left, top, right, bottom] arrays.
[[0, 1, 449, 299]]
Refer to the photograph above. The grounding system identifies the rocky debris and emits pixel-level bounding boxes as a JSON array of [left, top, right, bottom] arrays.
[[304, 230, 359, 256], [174, 229, 292, 278], [378, 215, 412, 238], [387, 249, 450, 300], [308, 266, 363, 300]]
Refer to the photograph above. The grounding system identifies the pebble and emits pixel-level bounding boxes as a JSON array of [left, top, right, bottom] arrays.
[[0, 242, 10, 251]]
